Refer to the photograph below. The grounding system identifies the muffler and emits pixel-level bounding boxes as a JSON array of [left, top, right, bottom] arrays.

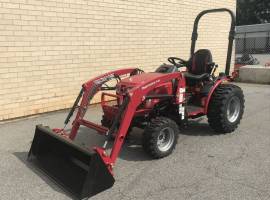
[[28, 125, 115, 199]]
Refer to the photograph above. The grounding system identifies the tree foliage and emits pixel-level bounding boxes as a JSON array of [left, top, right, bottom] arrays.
[[237, 0, 270, 25]]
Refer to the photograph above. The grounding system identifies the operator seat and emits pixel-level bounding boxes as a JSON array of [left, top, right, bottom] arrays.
[[185, 49, 213, 82]]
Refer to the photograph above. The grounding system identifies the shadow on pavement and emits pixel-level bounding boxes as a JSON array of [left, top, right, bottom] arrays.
[[118, 128, 151, 162], [181, 118, 216, 136], [75, 126, 151, 161]]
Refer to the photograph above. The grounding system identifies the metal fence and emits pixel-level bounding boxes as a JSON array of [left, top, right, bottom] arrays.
[[235, 23, 270, 67], [235, 31, 270, 54]]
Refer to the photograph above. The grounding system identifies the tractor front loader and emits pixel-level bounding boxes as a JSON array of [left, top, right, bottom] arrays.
[[28, 8, 245, 200], [28, 69, 184, 199]]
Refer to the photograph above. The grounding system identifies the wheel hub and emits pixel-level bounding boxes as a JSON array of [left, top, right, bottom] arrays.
[[157, 127, 175, 152], [227, 96, 241, 123]]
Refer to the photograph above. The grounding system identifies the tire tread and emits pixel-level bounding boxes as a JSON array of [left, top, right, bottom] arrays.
[[143, 117, 179, 158]]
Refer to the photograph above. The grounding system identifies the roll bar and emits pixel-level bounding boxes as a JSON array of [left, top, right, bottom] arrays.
[[190, 8, 236, 75]]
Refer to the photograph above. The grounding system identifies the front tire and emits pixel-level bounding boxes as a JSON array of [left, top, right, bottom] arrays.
[[143, 117, 179, 158], [207, 84, 245, 133]]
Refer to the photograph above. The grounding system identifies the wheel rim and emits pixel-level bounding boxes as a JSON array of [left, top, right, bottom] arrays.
[[157, 127, 175, 152], [226, 96, 241, 123]]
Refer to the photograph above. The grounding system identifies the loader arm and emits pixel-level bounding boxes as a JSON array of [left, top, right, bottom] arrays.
[[69, 68, 138, 140]]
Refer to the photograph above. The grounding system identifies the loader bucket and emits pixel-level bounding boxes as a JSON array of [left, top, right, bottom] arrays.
[[28, 125, 115, 199]]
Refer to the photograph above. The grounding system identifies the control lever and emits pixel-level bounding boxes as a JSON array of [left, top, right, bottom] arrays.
[[210, 64, 218, 76]]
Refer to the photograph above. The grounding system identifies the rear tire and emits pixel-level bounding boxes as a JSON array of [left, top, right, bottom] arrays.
[[207, 84, 244, 133], [143, 117, 179, 158]]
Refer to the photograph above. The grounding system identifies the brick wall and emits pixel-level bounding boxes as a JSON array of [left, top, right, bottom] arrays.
[[0, 0, 235, 120]]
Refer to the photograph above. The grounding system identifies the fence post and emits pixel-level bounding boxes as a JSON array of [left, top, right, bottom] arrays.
[[243, 32, 246, 53], [253, 37, 256, 54], [266, 31, 270, 53]]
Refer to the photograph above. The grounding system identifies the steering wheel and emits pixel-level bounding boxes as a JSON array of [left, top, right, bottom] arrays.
[[168, 57, 186, 68]]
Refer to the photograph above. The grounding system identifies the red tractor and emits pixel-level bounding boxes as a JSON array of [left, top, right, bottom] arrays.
[[28, 8, 244, 200]]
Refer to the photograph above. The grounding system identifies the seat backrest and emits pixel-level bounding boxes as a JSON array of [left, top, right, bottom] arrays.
[[187, 49, 213, 75]]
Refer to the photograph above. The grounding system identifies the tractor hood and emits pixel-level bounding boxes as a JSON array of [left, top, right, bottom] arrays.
[[118, 72, 166, 87], [116, 72, 167, 94]]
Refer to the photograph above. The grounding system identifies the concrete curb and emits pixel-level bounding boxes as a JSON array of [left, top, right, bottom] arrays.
[[238, 65, 270, 84]]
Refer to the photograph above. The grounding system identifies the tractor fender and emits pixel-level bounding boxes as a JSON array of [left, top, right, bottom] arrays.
[[204, 78, 229, 113]]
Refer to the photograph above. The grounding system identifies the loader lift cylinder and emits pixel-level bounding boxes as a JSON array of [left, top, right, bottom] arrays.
[[64, 88, 84, 126]]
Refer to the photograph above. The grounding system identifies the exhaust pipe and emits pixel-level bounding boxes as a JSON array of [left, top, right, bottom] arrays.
[[28, 125, 115, 199]]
